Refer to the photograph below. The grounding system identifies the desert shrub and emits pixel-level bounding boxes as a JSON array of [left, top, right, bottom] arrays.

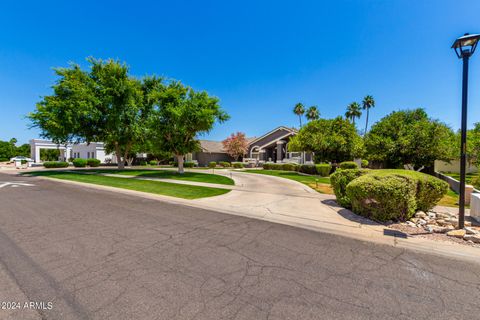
[[282, 163, 298, 171], [232, 162, 244, 168], [149, 160, 158, 166], [361, 159, 369, 168], [339, 161, 358, 169], [87, 159, 101, 167], [219, 161, 231, 167], [346, 174, 417, 222], [208, 161, 217, 168], [299, 164, 317, 175], [43, 161, 69, 168], [315, 164, 332, 177], [184, 161, 195, 168], [330, 169, 369, 207], [72, 158, 88, 168]]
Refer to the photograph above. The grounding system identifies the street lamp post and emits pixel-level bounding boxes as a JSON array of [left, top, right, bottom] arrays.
[[452, 33, 480, 229]]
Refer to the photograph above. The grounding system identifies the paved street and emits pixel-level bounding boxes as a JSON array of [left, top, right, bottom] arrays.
[[0, 172, 479, 320]]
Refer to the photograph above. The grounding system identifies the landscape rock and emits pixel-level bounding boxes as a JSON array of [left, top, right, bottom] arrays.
[[463, 234, 480, 243], [446, 229, 466, 238], [427, 212, 436, 219], [406, 221, 416, 227], [415, 211, 427, 219], [417, 219, 427, 226], [465, 227, 480, 235]]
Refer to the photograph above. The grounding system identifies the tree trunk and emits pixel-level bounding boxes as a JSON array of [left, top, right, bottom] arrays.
[[299, 115, 302, 128], [364, 109, 370, 136], [115, 143, 125, 169], [177, 154, 185, 174], [126, 157, 134, 167]]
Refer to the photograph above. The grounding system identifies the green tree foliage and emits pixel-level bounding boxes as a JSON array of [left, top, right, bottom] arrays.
[[364, 108, 456, 169], [148, 81, 229, 174], [305, 106, 320, 121], [293, 103, 305, 128], [288, 117, 363, 163], [28, 58, 161, 169], [464, 122, 480, 166], [0, 138, 29, 160], [345, 102, 362, 126], [40, 149, 60, 161], [362, 95, 375, 134]]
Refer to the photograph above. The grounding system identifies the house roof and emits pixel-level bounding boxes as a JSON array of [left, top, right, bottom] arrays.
[[199, 137, 257, 154], [246, 126, 297, 147]]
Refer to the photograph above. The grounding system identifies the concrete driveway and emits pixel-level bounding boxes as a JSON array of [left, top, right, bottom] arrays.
[[0, 172, 479, 320]]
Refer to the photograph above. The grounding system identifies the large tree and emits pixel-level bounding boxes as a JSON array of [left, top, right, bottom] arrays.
[[29, 58, 162, 169], [222, 132, 248, 161], [362, 95, 375, 135], [148, 81, 229, 174], [364, 108, 456, 170], [288, 117, 363, 163], [293, 103, 305, 128], [345, 102, 362, 126]]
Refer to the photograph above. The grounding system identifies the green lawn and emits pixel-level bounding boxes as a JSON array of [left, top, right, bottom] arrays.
[[85, 169, 234, 185], [441, 172, 478, 184], [26, 171, 230, 199], [244, 170, 333, 194]]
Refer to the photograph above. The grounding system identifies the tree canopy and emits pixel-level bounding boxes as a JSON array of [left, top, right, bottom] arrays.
[[364, 108, 456, 169], [148, 81, 229, 173], [288, 117, 363, 163]]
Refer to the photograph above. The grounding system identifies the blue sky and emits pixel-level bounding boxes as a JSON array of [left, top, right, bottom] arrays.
[[1, 0, 480, 144]]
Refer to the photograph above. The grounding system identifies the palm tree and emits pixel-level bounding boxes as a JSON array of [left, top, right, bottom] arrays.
[[306, 105, 320, 121], [362, 95, 375, 135], [293, 103, 305, 127], [345, 102, 362, 126]]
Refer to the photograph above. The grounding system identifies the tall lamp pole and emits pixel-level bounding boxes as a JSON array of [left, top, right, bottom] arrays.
[[452, 33, 480, 229]]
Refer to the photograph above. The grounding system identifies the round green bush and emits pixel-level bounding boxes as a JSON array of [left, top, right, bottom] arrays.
[[87, 159, 101, 167], [330, 169, 369, 208], [72, 158, 88, 168], [208, 161, 217, 168], [361, 159, 369, 168], [184, 161, 195, 168], [232, 162, 244, 168], [346, 174, 417, 222], [219, 161, 231, 167], [149, 160, 158, 166], [315, 164, 332, 177], [282, 163, 298, 171], [43, 161, 69, 168], [339, 161, 359, 169]]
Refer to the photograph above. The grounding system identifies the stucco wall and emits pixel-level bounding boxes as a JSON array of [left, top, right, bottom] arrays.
[[193, 152, 235, 166], [434, 160, 478, 174]]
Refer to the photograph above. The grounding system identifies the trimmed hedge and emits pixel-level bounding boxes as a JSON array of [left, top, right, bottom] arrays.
[[339, 161, 359, 169], [184, 161, 195, 168], [346, 174, 417, 221], [208, 161, 217, 168], [43, 161, 69, 168], [149, 160, 158, 166], [299, 164, 317, 175], [282, 163, 298, 171], [361, 159, 369, 168], [219, 161, 231, 167], [232, 162, 244, 168], [315, 164, 332, 177], [332, 169, 448, 222], [87, 159, 101, 167], [72, 158, 88, 168], [330, 169, 369, 207]]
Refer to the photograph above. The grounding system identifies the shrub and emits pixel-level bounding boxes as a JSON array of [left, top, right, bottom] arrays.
[[232, 162, 244, 168], [282, 163, 298, 171], [87, 159, 101, 167], [149, 160, 158, 166], [43, 161, 69, 168], [169, 161, 177, 167], [361, 159, 369, 168], [184, 161, 195, 168], [219, 161, 231, 167], [330, 169, 369, 207], [339, 161, 359, 169], [315, 164, 332, 177], [139, 160, 147, 166], [299, 164, 317, 175], [208, 161, 217, 168], [346, 174, 417, 222], [72, 158, 88, 168], [0, 158, 9, 162]]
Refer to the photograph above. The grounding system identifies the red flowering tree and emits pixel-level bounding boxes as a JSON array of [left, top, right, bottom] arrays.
[[222, 132, 248, 161]]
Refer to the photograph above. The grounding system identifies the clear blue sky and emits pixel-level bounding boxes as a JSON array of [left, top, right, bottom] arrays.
[[1, 0, 480, 144]]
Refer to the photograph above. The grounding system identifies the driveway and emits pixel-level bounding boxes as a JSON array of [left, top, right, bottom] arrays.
[[0, 172, 479, 320]]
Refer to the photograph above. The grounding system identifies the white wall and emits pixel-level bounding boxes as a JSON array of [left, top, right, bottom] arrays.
[[434, 160, 478, 174]]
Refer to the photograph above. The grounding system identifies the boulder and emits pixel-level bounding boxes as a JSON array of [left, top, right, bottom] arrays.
[[415, 211, 427, 219], [446, 229, 466, 238], [463, 234, 480, 243]]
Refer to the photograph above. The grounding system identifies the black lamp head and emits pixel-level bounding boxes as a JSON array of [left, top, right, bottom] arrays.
[[452, 33, 480, 58]]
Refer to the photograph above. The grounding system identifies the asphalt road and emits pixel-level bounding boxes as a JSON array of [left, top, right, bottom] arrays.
[[0, 172, 479, 320]]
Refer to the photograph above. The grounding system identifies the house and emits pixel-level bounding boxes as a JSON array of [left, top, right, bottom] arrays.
[[29, 139, 114, 163], [189, 126, 313, 166]]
